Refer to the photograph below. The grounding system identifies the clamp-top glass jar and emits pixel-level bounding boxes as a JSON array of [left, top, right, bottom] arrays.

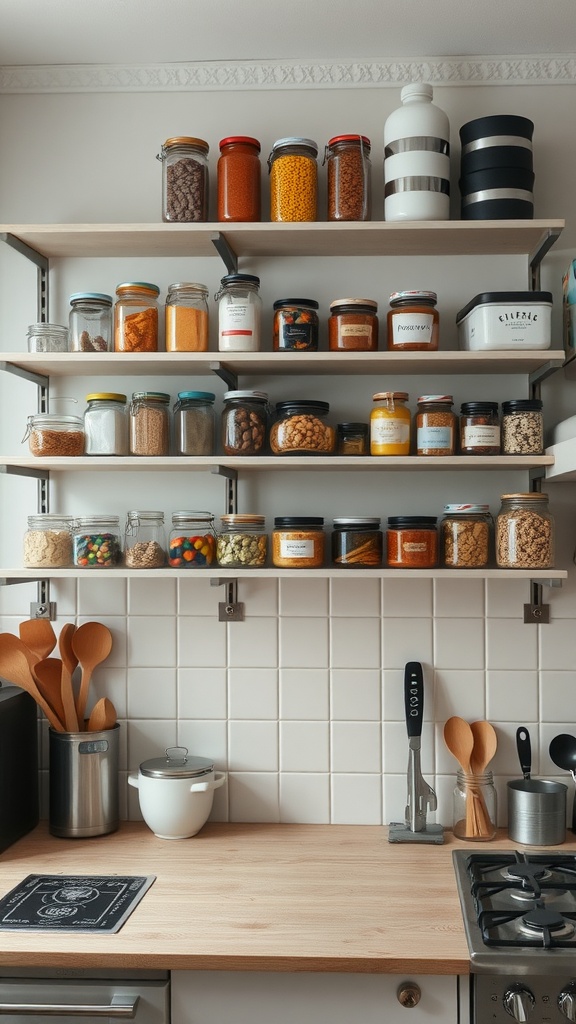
[[168, 512, 216, 568], [84, 392, 129, 456], [174, 391, 215, 455], [217, 136, 261, 222], [216, 274, 262, 352], [114, 283, 160, 353], [268, 137, 318, 222], [495, 492, 554, 569], [165, 282, 209, 352], [129, 392, 170, 456], [387, 291, 439, 350], [157, 136, 209, 222], [24, 514, 74, 568], [69, 292, 112, 352], [73, 515, 122, 568], [325, 134, 372, 221], [124, 510, 167, 568]]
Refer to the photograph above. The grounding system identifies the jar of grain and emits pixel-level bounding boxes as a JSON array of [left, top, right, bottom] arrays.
[[325, 134, 372, 221], [415, 395, 456, 455], [216, 274, 262, 352], [124, 510, 167, 568], [460, 402, 500, 455], [495, 493, 554, 569], [114, 283, 160, 353], [129, 392, 170, 456], [165, 282, 209, 352], [27, 323, 69, 353], [268, 137, 318, 222], [440, 504, 493, 569], [331, 517, 382, 567], [328, 298, 378, 351], [269, 400, 336, 454], [157, 136, 209, 222], [273, 298, 319, 351], [501, 399, 544, 455], [168, 511, 216, 568], [387, 291, 439, 351], [217, 514, 267, 567], [24, 413, 85, 457], [272, 517, 325, 567], [386, 516, 438, 568], [69, 293, 113, 352], [84, 393, 129, 456], [173, 391, 215, 456], [217, 136, 261, 222], [23, 514, 74, 568], [73, 515, 122, 568], [336, 422, 369, 455], [370, 392, 411, 455], [222, 390, 268, 455]]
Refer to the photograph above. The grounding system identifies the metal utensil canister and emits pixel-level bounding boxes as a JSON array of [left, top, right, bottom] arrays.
[[507, 778, 567, 846], [49, 724, 119, 837]]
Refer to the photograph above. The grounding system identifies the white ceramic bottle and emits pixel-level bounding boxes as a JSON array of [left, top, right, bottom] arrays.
[[384, 82, 450, 221]]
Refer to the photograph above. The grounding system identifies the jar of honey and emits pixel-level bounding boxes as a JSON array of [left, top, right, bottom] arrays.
[[387, 290, 439, 351], [328, 298, 378, 351], [370, 392, 411, 455]]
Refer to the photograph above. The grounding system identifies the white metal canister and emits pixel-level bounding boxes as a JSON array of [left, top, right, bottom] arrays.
[[128, 747, 226, 839], [384, 82, 450, 221]]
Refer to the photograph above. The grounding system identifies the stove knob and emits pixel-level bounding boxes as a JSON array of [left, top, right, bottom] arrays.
[[558, 984, 576, 1021], [503, 985, 535, 1022]]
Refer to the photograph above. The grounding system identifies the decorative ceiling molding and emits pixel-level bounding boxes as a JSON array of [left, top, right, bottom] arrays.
[[1, 55, 575, 93]]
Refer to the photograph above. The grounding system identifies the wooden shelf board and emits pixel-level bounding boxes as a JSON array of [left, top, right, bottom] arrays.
[[1, 455, 555, 472], [0, 567, 567, 581]]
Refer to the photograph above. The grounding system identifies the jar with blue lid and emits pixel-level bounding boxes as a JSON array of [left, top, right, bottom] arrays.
[[174, 391, 215, 455], [69, 292, 113, 352]]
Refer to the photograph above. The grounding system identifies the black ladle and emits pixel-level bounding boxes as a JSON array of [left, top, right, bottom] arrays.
[[516, 726, 532, 780], [549, 733, 576, 832]]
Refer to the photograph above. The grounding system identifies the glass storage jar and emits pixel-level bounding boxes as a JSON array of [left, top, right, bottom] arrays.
[[440, 504, 493, 568], [336, 422, 369, 455], [331, 517, 382, 567], [168, 511, 216, 568], [501, 399, 544, 455], [415, 395, 456, 455], [273, 298, 319, 351], [27, 323, 69, 353], [328, 298, 378, 351], [124, 510, 166, 568], [370, 392, 411, 455], [114, 282, 160, 353], [495, 492, 554, 569], [24, 413, 85, 457], [460, 402, 500, 455], [174, 391, 215, 456], [217, 136, 261, 222], [222, 390, 268, 455], [216, 274, 261, 352], [387, 291, 439, 351], [268, 137, 318, 222], [23, 514, 74, 568], [165, 282, 209, 352], [325, 134, 371, 221], [386, 516, 438, 568], [73, 515, 122, 568], [129, 392, 170, 456], [69, 293, 112, 352], [84, 393, 129, 456], [272, 517, 325, 567], [157, 136, 209, 222], [453, 769, 497, 841], [269, 400, 336, 454], [216, 514, 268, 567]]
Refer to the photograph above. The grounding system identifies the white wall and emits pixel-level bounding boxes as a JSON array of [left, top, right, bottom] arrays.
[[1, 69, 576, 829]]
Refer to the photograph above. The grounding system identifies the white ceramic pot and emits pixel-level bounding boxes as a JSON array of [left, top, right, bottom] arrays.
[[128, 746, 226, 839]]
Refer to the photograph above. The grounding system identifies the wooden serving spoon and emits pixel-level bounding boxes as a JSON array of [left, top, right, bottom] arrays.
[[443, 716, 478, 837], [0, 644, 64, 731], [33, 657, 67, 730], [58, 623, 79, 731], [72, 622, 113, 725], [87, 697, 117, 732], [19, 618, 56, 662], [470, 720, 498, 837]]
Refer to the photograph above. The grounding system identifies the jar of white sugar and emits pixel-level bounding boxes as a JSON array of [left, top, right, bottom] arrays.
[[84, 392, 129, 455]]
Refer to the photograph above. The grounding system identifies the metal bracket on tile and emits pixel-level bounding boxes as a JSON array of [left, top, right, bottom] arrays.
[[524, 581, 550, 624], [210, 578, 245, 622], [30, 599, 57, 620]]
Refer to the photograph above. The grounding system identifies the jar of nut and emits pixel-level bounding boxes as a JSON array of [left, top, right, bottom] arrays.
[[501, 399, 544, 455], [157, 136, 209, 222], [440, 504, 493, 569], [270, 400, 336, 454], [221, 390, 268, 455], [216, 514, 267, 567], [495, 493, 554, 569], [415, 395, 456, 456], [124, 510, 167, 569], [268, 137, 318, 222], [129, 392, 170, 456]]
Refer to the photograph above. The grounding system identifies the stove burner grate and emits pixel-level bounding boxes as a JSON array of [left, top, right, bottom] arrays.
[[479, 906, 576, 949]]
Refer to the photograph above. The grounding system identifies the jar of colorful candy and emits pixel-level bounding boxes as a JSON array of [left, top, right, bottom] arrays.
[[73, 515, 122, 568], [168, 511, 216, 568]]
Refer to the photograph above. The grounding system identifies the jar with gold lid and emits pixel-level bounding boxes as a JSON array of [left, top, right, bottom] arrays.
[[370, 392, 411, 455], [114, 283, 159, 353], [157, 136, 209, 222]]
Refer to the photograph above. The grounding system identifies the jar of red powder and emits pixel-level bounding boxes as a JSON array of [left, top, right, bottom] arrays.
[[386, 516, 438, 568]]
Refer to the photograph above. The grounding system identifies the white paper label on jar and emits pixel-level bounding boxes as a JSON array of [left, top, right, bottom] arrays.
[[280, 538, 314, 558], [462, 425, 500, 447], [340, 324, 372, 338], [391, 312, 434, 345], [219, 302, 258, 351], [417, 425, 452, 450], [371, 419, 410, 444]]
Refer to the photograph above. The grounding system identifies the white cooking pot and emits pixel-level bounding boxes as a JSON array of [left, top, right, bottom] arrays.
[[128, 746, 226, 839]]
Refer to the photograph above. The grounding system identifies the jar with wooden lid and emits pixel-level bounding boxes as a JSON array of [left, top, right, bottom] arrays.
[[217, 514, 267, 567], [495, 493, 554, 569], [217, 136, 261, 222], [325, 134, 371, 221], [386, 516, 438, 568], [114, 282, 159, 353], [129, 392, 170, 456], [24, 514, 74, 568], [331, 517, 382, 567], [415, 395, 456, 455], [460, 401, 500, 455], [272, 517, 325, 567], [370, 392, 411, 455], [157, 136, 209, 222], [273, 298, 319, 351], [329, 298, 378, 351], [165, 282, 209, 352], [268, 137, 318, 222], [387, 291, 439, 351], [124, 511, 167, 569], [440, 504, 493, 568]]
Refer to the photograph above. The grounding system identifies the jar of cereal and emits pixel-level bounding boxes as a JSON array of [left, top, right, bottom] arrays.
[[495, 493, 554, 569], [440, 504, 493, 568], [24, 514, 74, 568]]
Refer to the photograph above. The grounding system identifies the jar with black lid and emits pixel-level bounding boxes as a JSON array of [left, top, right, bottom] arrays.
[[336, 422, 369, 455], [332, 517, 382, 567], [460, 401, 500, 455], [501, 399, 544, 455], [157, 136, 209, 222], [222, 390, 268, 455], [325, 134, 372, 221], [386, 516, 438, 568], [216, 274, 262, 352], [328, 298, 378, 351], [273, 299, 319, 351], [270, 400, 336, 454], [272, 517, 325, 567], [495, 492, 554, 569]]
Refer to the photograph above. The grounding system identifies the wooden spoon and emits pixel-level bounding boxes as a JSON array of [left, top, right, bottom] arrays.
[[19, 618, 56, 662], [443, 716, 477, 837], [0, 644, 64, 731], [58, 623, 79, 731], [0, 631, 38, 670], [71, 622, 113, 725], [470, 720, 498, 837], [33, 657, 67, 731], [87, 697, 117, 732]]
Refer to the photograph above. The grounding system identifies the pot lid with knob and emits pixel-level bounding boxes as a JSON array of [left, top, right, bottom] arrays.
[[139, 746, 215, 779]]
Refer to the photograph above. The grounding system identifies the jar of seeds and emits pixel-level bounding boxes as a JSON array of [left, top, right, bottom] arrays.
[[501, 399, 544, 455], [495, 492, 554, 569], [173, 391, 215, 455], [124, 511, 167, 568], [129, 392, 170, 456], [216, 514, 268, 567]]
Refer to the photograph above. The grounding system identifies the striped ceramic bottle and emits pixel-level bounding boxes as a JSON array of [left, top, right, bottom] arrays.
[[384, 82, 450, 221]]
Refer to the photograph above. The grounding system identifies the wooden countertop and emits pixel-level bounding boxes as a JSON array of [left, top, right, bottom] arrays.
[[0, 822, 573, 975]]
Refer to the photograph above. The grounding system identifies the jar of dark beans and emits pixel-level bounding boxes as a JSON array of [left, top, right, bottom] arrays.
[[157, 136, 209, 222], [331, 517, 382, 567], [501, 399, 544, 455], [221, 390, 268, 455], [459, 401, 500, 455], [325, 134, 372, 221]]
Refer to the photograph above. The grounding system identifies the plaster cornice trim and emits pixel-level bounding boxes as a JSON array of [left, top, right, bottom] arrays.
[[1, 55, 576, 93]]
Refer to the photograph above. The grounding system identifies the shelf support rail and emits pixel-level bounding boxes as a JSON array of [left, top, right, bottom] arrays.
[[210, 232, 238, 275], [210, 466, 244, 621], [528, 227, 563, 291]]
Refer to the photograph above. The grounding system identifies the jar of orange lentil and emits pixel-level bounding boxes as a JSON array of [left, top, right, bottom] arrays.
[[268, 137, 318, 222], [328, 298, 378, 351], [114, 282, 159, 353], [165, 282, 209, 352], [217, 136, 261, 222], [386, 516, 438, 568]]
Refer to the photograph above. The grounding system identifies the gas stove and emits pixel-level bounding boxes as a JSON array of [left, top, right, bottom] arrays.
[[453, 850, 576, 1024]]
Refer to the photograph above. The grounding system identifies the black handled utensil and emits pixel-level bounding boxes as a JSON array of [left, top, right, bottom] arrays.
[[516, 726, 532, 780], [404, 661, 437, 833], [549, 733, 576, 832]]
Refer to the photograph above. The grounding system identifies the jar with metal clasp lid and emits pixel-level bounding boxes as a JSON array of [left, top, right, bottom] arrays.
[[157, 136, 209, 222], [331, 517, 382, 567], [415, 395, 456, 455], [325, 134, 372, 221], [173, 391, 215, 455], [24, 413, 85, 457], [217, 136, 261, 222], [124, 510, 167, 568], [495, 492, 554, 569], [268, 137, 318, 222], [73, 515, 122, 568], [129, 392, 170, 456], [216, 514, 268, 567], [370, 392, 411, 455], [114, 282, 160, 353], [222, 390, 268, 455], [440, 504, 493, 568], [387, 291, 439, 351], [69, 292, 113, 352], [165, 282, 209, 352], [24, 514, 74, 568], [168, 511, 216, 568], [216, 274, 262, 352], [84, 393, 129, 456]]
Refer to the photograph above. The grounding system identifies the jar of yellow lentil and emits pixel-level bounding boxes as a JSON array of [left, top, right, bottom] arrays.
[[268, 137, 318, 222], [370, 392, 411, 455], [165, 282, 209, 352]]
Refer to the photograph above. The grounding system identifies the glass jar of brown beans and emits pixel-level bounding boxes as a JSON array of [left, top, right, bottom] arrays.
[[501, 399, 544, 455], [325, 134, 371, 221], [268, 137, 318, 222], [157, 136, 209, 222], [217, 136, 261, 222], [495, 493, 554, 569], [440, 504, 493, 569], [415, 395, 456, 455], [328, 298, 378, 350], [222, 390, 268, 455], [460, 402, 500, 455]]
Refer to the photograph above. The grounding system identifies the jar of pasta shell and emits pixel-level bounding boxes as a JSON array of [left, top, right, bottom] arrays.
[[440, 504, 493, 568], [386, 516, 438, 568], [329, 298, 378, 351], [272, 517, 325, 568], [268, 137, 318, 222], [114, 282, 159, 353]]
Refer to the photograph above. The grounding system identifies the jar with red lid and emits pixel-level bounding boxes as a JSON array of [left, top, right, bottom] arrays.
[[325, 134, 371, 221], [328, 298, 378, 351], [387, 291, 439, 350], [217, 136, 261, 222], [157, 136, 209, 222]]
